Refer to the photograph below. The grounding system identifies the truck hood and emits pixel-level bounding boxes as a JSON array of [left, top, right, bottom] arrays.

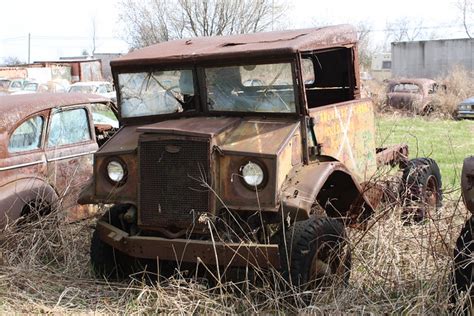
[[137, 116, 300, 157]]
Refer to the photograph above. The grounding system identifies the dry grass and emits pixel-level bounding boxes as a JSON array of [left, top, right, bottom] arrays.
[[0, 186, 471, 314], [432, 66, 474, 117]]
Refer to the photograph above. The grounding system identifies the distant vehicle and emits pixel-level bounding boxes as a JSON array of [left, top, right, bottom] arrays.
[[0, 78, 30, 94], [11, 80, 70, 95], [456, 97, 474, 119], [243, 79, 265, 87], [386, 78, 439, 114], [0, 93, 118, 227], [68, 81, 116, 101]]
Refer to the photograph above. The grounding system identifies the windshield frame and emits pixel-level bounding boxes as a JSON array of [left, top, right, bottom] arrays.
[[113, 58, 301, 125]]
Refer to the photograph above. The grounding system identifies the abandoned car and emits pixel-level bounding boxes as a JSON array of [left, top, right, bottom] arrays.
[[0, 93, 117, 227], [456, 96, 474, 119], [386, 78, 439, 114], [79, 25, 442, 287]]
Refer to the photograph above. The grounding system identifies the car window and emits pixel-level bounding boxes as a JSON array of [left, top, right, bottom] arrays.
[[97, 85, 107, 94], [301, 58, 315, 85], [11, 81, 22, 88], [48, 108, 91, 147], [392, 83, 420, 93], [91, 103, 119, 128], [8, 116, 44, 153]]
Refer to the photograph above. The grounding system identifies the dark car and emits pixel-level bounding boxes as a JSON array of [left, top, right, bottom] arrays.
[[456, 97, 474, 119], [0, 93, 117, 226]]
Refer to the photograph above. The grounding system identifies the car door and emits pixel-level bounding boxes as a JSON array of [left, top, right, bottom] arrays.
[[44, 105, 98, 219]]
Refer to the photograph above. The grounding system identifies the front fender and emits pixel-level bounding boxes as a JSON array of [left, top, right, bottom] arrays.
[[462, 156, 474, 214], [281, 161, 374, 226], [0, 178, 58, 227]]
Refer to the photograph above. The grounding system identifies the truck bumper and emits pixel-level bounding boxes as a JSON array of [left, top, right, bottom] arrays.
[[96, 221, 281, 269]]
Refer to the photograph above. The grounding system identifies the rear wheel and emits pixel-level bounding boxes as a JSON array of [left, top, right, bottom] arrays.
[[279, 216, 351, 290], [400, 158, 442, 223]]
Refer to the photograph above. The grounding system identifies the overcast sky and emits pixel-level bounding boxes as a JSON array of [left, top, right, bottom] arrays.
[[0, 0, 466, 63]]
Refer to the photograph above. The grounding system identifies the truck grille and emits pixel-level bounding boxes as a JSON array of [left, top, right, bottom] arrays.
[[139, 138, 210, 228]]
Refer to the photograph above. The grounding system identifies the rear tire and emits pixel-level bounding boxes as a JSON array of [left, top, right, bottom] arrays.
[[279, 216, 351, 290], [400, 158, 442, 223]]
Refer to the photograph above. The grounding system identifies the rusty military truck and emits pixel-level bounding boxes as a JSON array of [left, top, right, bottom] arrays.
[[79, 25, 442, 287]]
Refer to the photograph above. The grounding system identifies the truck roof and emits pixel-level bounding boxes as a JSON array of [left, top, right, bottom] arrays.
[[111, 24, 357, 67]]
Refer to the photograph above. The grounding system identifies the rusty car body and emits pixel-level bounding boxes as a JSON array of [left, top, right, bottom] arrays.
[[452, 156, 474, 304], [386, 78, 439, 113], [0, 93, 117, 226], [80, 25, 440, 285]]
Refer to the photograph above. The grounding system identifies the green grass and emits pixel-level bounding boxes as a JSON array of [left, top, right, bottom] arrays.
[[376, 114, 474, 188]]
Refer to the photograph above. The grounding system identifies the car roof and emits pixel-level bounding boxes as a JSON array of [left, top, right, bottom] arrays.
[[111, 24, 357, 68], [0, 93, 110, 132]]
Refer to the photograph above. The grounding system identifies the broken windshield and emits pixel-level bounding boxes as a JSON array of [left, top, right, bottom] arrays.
[[205, 63, 296, 113], [118, 70, 195, 118]]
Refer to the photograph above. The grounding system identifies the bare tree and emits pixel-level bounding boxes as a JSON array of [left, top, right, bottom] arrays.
[[2, 56, 24, 66], [456, 0, 473, 38], [118, 0, 287, 49], [355, 21, 374, 70], [385, 17, 426, 43]]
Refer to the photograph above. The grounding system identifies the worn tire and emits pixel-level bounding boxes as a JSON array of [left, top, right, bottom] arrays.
[[400, 158, 442, 222], [90, 204, 140, 279], [451, 216, 474, 309], [279, 216, 351, 290]]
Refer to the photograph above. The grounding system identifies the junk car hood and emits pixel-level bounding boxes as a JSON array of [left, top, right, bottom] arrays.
[[97, 117, 299, 157], [136, 117, 299, 157]]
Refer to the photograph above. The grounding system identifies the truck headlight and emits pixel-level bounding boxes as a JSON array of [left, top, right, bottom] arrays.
[[240, 161, 265, 188], [107, 160, 126, 184]]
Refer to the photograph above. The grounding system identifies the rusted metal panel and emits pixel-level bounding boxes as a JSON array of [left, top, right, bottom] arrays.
[[138, 116, 241, 138], [376, 144, 409, 167], [281, 161, 374, 225], [462, 156, 474, 214], [97, 220, 281, 269], [309, 99, 377, 182], [218, 154, 278, 211], [111, 25, 357, 67]]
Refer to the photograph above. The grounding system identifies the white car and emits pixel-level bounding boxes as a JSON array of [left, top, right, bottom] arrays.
[[68, 81, 116, 101]]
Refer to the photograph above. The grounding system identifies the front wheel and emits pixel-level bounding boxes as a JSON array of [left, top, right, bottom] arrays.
[[279, 216, 351, 289], [90, 204, 141, 279]]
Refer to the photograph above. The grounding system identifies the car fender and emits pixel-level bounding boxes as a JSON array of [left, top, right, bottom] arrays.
[[281, 161, 374, 227], [462, 156, 474, 214], [0, 178, 58, 226]]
